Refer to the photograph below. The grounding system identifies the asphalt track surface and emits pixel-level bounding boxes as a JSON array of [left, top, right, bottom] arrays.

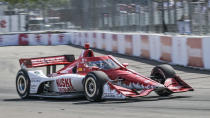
[[0, 45, 210, 118]]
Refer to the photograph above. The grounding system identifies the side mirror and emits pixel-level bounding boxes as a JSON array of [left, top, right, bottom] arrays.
[[122, 63, 128, 68]]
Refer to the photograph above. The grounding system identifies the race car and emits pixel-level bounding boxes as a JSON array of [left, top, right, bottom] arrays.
[[16, 43, 193, 101]]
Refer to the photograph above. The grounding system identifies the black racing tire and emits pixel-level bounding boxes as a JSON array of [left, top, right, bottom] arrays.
[[151, 64, 176, 96], [84, 71, 108, 102], [16, 69, 30, 99]]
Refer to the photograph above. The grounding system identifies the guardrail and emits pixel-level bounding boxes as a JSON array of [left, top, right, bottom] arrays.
[[0, 31, 209, 70]]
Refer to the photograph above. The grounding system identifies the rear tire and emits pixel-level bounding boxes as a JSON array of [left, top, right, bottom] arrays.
[[84, 71, 108, 102], [151, 64, 175, 96], [16, 69, 30, 99]]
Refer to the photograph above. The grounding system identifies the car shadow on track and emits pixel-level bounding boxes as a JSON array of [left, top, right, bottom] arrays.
[[3, 95, 191, 104], [3, 96, 87, 102], [68, 44, 210, 76], [73, 95, 192, 105]]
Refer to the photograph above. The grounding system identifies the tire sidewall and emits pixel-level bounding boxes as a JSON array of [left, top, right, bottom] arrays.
[[16, 69, 30, 99], [151, 64, 176, 83], [151, 67, 167, 84], [156, 64, 176, 78], [84, 71, 107, 102]]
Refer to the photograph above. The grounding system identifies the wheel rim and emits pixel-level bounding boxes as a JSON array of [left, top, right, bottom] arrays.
[[85, 77, 97, 97], [17, 75, 27, 94]]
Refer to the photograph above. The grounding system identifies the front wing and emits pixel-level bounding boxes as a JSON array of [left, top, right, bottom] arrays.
[[102, 82, 153, 99]]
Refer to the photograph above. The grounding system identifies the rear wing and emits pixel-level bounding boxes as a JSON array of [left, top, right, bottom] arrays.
[[19, 55, 75, 68]]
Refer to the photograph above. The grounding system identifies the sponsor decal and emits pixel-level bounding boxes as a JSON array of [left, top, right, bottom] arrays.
[[102, 83, 126, 99], [102, 33, 106, 50], [31, 56, 65, 65], [18, 34, 29, 46], [48, 34, 52, 45], [30, 78, 41, 92], [92, 33, 97, 48], [112, 34, 118, 52], [30, 84, 37, 93], [34, 71, 40, 75], [160, 36, 172, 62], [187, 38, 203, 67], [35, 34, 41, 44], [31, 79, 41, 83], [59, 34, 64, 43], [0, 20, 6, 28], [56, 78, 75, 92], [141, 35, 150, 58], [125, 35, 133, 55], [77, 68, 83, 72]]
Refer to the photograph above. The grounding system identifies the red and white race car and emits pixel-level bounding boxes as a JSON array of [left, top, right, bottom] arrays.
[[16, 44, 193, 101]]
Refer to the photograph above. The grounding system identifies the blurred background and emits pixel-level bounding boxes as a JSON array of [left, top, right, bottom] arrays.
[[0, 0, 209, 35]]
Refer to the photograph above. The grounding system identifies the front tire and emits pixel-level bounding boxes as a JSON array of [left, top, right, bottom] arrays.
[[151, 64, 175, 96], [16, 69, 30, 99], [84, 71, 108, 102]]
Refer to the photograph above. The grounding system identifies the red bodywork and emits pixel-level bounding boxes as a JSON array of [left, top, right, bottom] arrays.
[[19, 44, 193, 98]]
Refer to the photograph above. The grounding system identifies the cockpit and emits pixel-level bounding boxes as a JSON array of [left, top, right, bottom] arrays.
[[85, 58, 120, 70]]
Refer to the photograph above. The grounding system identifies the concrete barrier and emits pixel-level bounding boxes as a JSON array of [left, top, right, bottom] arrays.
[[0, 31, 209, 70], [68, 31, 210, 70]]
